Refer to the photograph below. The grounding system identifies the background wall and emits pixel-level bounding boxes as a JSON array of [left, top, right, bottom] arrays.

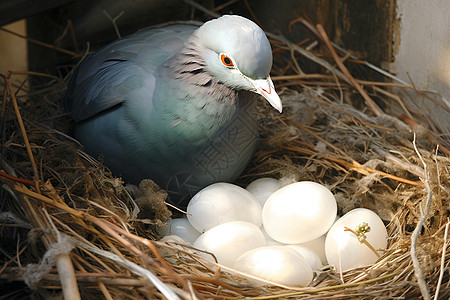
[[0, 20, 28, 75], [392, 0, 450, 103], [0, 20, 28, 97]]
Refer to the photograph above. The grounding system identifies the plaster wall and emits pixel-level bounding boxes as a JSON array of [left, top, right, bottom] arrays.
[[393, 0, 450, 106]]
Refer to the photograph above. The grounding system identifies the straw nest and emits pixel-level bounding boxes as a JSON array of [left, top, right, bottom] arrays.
[[1, 12, 449, 300]]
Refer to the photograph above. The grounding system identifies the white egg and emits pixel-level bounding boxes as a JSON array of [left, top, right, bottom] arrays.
[[299, 235, 327, 265], [234, 246, 313, 287], [246, 177, 281, 206], [285, 245, 323, 270], [158, 218, 201, 244], [325, 208, 388, 272], [193, 221, 265, 267], [262, 181, 337, 244], [261, 226, 283, 246], [187, 183, 262, 232]]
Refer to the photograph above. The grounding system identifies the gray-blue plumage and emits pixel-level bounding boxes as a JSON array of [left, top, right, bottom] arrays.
[[66, 15, 281, 207]]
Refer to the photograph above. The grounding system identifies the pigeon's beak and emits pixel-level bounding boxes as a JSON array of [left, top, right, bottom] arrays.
[[251, 77, 282, 113]]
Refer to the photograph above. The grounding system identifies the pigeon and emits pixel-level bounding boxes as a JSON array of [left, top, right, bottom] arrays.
[[66, 15, 282, 208]]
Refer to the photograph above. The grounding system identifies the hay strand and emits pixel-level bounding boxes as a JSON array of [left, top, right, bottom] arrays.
[[315, 24, 382, 117], [0, 27, 80, 58], [410, 134, 433, 300], [6, 72, 40, 191]]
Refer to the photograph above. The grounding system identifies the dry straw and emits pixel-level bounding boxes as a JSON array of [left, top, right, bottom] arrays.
[[1, 3, 449, 300]]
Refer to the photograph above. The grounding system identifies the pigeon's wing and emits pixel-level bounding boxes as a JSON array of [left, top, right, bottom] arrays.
[[66, 25, 198, 122]]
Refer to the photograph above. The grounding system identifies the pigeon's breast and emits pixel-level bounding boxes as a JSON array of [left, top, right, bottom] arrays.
[[161, 91, 259, 207]]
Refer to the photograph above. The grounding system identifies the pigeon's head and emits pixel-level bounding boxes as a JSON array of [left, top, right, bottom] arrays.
[[196, 15, 282, 112]]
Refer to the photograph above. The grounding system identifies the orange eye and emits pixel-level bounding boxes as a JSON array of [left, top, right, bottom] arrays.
[[220, 54, 234, 67]]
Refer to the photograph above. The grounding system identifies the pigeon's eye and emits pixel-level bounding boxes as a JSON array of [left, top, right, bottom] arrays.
[[220, 54, 234, 67]]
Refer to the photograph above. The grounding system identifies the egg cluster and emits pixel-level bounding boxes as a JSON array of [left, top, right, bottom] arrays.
[[159, 179, 388, 287]]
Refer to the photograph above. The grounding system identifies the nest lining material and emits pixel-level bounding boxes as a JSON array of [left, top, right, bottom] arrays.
[[0, 17, 449, 300]]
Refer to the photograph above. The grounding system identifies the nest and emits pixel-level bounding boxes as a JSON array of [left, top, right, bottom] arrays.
[[1, 10, 449, 300]]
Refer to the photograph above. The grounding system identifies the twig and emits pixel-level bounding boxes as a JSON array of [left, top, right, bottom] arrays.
[[272, 74, 411, 89], [315, 24, 382, 117], [343, 226, 381, 258], [406, 72, 450, 114], [85, 215, 187, 289], [102, 10, 124, 39], [268, 34, 351, 86], [0, 271, 147, 286], [293, 17, 413, 90], [433, 146, 450, 194], [97, 278, 114, 300], [0, 245, 28, 275], [42, 209, 81, 300], [434, 221, 449, 300], [330, 39, 413, 87], [282, 144, 425, 187], [371, 86, 413, 119], [164, 201, 188, 214], [243, 0, 262, 28], [8, 71, 63, 84], [287, 120, 425, 187], [6, 71, 40, 193], [372, 145, 425, 178], [231, 273, 397, 299], [55, 20, 79, 53], [0, 172, 34, 186], [181, 0, 220, 18], [71, 238, 181, 300], [0, 27, 80, 57], [410, 133, 432, 300]]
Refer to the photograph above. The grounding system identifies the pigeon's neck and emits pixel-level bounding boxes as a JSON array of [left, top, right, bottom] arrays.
[[161, 34, 238, 116], [148, 34, 242, 143]]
